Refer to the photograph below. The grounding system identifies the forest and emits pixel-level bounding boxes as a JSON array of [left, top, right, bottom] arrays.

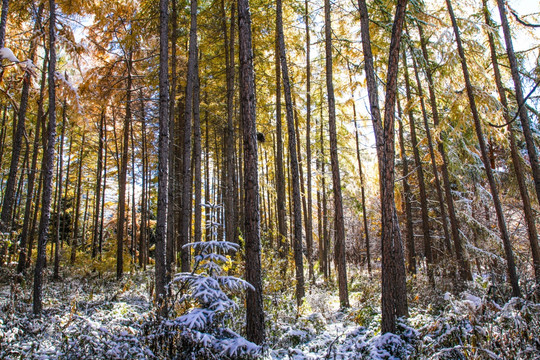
[[0, 0, 539, 358]]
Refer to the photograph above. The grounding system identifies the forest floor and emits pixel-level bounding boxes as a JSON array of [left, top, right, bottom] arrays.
[[1, 263, 540, 359]]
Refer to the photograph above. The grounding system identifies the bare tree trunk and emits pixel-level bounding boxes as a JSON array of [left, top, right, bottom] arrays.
[[0, 0, 38, 233], [33, 0, 57, 314], [357, 0, 409, 333], [397, 100, 416, 275], [294, 98, 312, 280], [223, 0, 238, 245], [100, 123, 108, 258], [347, 64, 372, 274], [446, 0, 520, 298], [204, 109, 211, 241], [27, 118, 46, 269], [139, 93, 147, 269], [155, 0, 170, 314], [324, 0, 349, 308], [17, 28, 46, 272], [416, 23, 471, 281], [92, 110, 105, 259], [238, 0, 264, 344], [304, 0, 314, 282], [483, 1, 540, 285], [320, 109, 329, 279], [274, 35, 287, 260], [81, 189, 89, 254], [117, 52, 133, 280], [277, 0, 304, 304], [70, 131, 85, 264], [62, 133, 73, 249], [180, 0, 199, 273], [0, 0, 9, 48], [167, 0, 178, 272], [496, 0, 540, 208], [402, 52, 433, 282], [53, 100, 67, 280], [193, 70, 202, 245]]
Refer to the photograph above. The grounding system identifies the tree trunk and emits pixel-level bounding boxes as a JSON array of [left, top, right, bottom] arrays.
[[92, 110, 104, 259], [0, 0, 9, 48], [53, 100, 67, 280], [294, 98, 312, 280], [193, 70, 202, 245], [402, 52, 433, 282], [397, 100, 416, 275], [167, 0, 178, 271], [180, 0, 199, 273], [274, 34, 287, 260], [130, 120, 137, 263], [155, 0, 170, 314], [117, 52, 133, 280], [99, 122, 108, 258], [496, 0, 540, 208], [62, 133, 73, 249], [416, 23, 471, 281], [70, 131, 85, 264], [17, 22, 46, 272], [81, 189, 89, 254], [446, 0, 520, 298], [324, 0, 349, 309], [0, 0, 38, 233], [483, 1, 540, 285], [223, 0, 238, 245], [204, 108, 211, 241], [304, 0, 314, 282], [277, 0, 305, 305], [238, 0, 264, 344], [356, 130, 371, 275], [320, 108, 329, 279], [347, 64, 372, 274], [33, 0, 57, 314], [358, 0, 409, 333], [139, 92, 147, 269]]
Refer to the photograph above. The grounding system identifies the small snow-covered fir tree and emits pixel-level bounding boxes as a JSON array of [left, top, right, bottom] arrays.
[[150, 237, 259, 359]]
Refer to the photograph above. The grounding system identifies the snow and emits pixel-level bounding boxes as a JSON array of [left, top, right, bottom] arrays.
[[1, 261, 540, 359], [0, 47, 19, 63]]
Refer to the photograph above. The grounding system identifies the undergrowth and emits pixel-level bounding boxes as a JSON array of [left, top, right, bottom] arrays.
[[0, 256, 539, 359]]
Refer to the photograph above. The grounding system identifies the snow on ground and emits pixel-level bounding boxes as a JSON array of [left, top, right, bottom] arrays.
[[1, 267, 539, 359]]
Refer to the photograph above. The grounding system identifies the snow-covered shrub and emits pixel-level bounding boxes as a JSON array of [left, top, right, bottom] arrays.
[[60, 314, 153, 360], [274, 313, 327, 348], [414, 291, 540, 359], [146, 240, 260, 359]]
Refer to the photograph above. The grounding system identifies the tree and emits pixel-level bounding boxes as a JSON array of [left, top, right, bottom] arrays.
[[17, 5, 46, 272], [402, 50, 433, 282], [483, 0, 540, 285], [223, 0, 238, 246], [70, 130, 86, 264], [415, 23, 471, 281], [445, 0, 520, 298], [179, 0, 199, 273], [155, 0, 170, 314], [33, 0, 57, 315], [0, 0, 32, 233], [357, 0, 409, 333], [276, 0, 304, 306], [324, 0, 349, 309], [116, 50, 133, 280], [274, 30, 287, 260], [496, 0, 540, 208], [396, 100, 416, 275], [238, 0, 264, 344], [304, 0, 314, 282]]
